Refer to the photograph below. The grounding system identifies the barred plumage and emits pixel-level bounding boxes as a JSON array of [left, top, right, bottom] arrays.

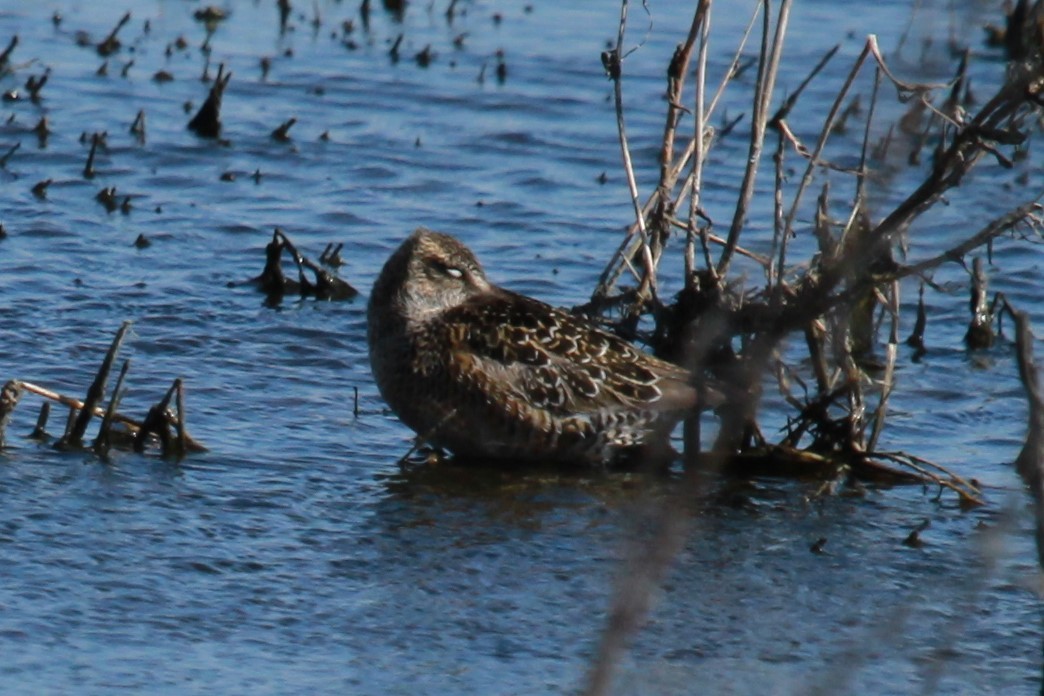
[[367, 228, 713, 464]]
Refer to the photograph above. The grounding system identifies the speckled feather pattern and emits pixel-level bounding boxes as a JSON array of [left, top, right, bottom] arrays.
[[367, 228, 703, 464]]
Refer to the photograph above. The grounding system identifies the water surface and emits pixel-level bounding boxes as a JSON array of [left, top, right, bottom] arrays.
[[0, 1, 1041, 693]]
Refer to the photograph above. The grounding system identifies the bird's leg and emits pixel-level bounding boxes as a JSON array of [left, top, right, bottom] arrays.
[[396, 407, 459, 469]]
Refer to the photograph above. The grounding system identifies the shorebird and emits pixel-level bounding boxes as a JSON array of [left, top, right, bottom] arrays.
[[367, 228, 716, 465]]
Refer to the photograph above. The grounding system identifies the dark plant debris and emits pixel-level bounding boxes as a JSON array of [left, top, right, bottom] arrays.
[[231, 228, 358, 304], [0, 322, 205, 459], [188, 63, 231, 138], [96, 11, 131, 57]]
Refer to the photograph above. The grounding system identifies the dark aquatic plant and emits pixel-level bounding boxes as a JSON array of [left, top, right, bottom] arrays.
[[0, 322, 206, 459]]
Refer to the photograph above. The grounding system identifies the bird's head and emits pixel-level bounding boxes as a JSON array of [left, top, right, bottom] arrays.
[[370, 227, 491, 324]]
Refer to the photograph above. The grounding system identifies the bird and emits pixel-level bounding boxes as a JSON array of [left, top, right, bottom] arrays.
[[367, 227, 718, 465]]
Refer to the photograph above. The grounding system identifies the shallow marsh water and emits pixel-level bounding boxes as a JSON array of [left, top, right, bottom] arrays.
[[0, 0, 1042, 693]]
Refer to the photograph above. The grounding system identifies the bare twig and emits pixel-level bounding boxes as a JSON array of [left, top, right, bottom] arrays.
[[866, 281, 899, 451], [716, 0, 793, 277], [595, 2, 761, 302], [602, 0, 659, 309]]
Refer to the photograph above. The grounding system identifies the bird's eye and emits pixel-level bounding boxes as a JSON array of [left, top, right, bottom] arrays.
[[431, 260, 464, 279]]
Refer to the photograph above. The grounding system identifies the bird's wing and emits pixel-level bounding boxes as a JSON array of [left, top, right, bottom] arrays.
[[440, 291, 697, 417]]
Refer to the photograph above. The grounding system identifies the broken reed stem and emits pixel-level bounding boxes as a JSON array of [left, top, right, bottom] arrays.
[[780, 38, 869, 263], [657, 1, 710, 287], [93, 359, 130, 454], [18, 380, 206, 453], [134, 379, 182, 457], [30, 401, 49, 438], [66, 321, 131, 447], [62, 404, 76, 439], [101, 12, 131, 48], [660, 1, 712, 200], [769, 42, 840, 291], [716, 0, 792, 278], [773, 43, 840, 126], [866, 280, 899, 452], [607, 0, 659, 307], [688, 1, 713, 278], [770, 128, 786, 290], [174, 378, 187, 456], [854, 65, 882, 219]]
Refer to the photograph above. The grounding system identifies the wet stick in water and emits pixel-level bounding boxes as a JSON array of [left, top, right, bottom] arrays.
[[25, 69, 48, 102], [239, 228, 357, 302], [188, 63, 231, 138], [132, 378, 196, 458], [96, 12, 131, 57], [29, 401, 49, 439], [0, 142, 20, 168], [18, 380, 207, 453], [92, 359, 130, 456], [271, 118, 296, 141], [60, 321, 132, 448], [129, 109, 146, 144], [0, 35, 17, 74], [83, 131, 101, 178], [905, 282, 927, 359], [965, 257, 995, 349]]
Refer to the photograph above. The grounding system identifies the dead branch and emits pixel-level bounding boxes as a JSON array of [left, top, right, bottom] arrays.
[[716, 0, 793, 278], [18, 379, 207, 454], [601, 0, 659, 310], [594, 3, 762, 304]]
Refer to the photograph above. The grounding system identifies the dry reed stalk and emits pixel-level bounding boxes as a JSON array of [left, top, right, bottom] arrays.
[[594, 1, 761, 304], [604, 0, 659, 308], [583, 0, 1044, 691]]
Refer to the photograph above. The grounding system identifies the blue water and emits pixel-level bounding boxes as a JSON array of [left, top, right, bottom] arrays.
[[0, 0, 1041, 693]]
